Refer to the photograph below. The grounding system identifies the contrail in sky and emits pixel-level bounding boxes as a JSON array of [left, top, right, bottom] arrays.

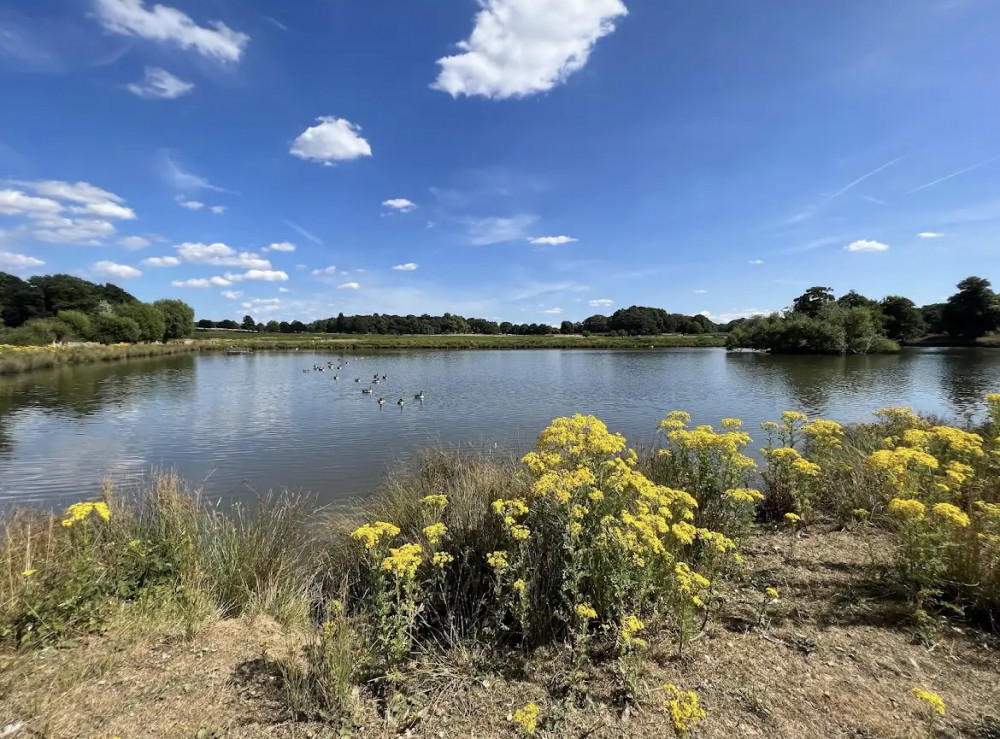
[[827, 156, 902, 200], [905, 154, 1000, 195]]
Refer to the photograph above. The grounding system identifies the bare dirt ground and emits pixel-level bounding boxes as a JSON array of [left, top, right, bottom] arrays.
[[2, 528, 998, 738]]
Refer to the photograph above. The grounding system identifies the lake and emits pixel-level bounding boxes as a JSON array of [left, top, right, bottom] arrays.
[[2, 347, 1000, 510]]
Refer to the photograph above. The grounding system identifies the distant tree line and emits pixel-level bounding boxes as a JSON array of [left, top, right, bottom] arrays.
[[0, 272, 195, 345], [196, 306, 722, 337], [726, 276, 1000, 354]]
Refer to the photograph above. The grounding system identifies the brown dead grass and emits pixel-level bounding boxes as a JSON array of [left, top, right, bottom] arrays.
[[2, 527, 998, 739]]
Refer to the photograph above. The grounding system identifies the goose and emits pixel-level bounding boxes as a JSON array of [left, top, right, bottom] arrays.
[[362, 387, 373, 395], [378, 396, 385, 407], [333, 375, 339, 381], [354, 378, 361, 382], [414, 391, 425, 400], [397, 397, 405, 408]]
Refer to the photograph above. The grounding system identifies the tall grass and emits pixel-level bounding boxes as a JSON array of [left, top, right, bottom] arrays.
[[0, 343, 203, 376]]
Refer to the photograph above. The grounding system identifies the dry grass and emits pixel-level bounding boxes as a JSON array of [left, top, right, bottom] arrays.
[[3, 527, 997, 738]]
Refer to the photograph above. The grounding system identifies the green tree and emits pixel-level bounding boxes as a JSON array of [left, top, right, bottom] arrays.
[[116, 302, 167, 342], [880, 296, 925, 342], [582, 314, 609, 333], [559, 320, 575, 335], [837, 290, 877, 309], [197, 319, 215, 329], [153, 299, 195, 340], [265, 320, 280, 333], [55, 310, 92, 339], [242, 314, 256, 331], [91, 315, 141, 344], [792, 286, 835, 317], [921, 303, 946, 334], [941, 276, 1000, 339]]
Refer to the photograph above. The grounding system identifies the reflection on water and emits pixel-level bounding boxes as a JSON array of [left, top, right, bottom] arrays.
[[2, 348, 1000, 510]]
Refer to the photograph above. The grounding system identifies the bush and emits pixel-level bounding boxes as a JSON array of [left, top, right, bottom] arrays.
[[91, 314, 141, 344]]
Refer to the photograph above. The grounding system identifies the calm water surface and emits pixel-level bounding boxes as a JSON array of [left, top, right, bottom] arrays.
[[3, 347, 1000, 509]]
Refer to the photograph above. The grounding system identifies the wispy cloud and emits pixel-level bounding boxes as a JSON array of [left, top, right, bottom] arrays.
[[467, 214, 538, 245], [845, 239, 889, 252], [263, 16, 287, 31], [529, 235, 577, 246], [861, 195, 887, 206], [693, 289, 707, 294], [917, 232, 944, 238], [392, 263, 419, 271], [748, 259, 764, 265], [589, 298, 613, 308], [157, 152, 232, 193], [905, 154, 1000, 195], [285, 220, 322, 244]]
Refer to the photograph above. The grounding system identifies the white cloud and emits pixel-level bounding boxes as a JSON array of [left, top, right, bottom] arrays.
[[433, 0, 628, 100], [32, 216, 116, 245], [142, 256, 180, 267], [93, 260, 142, 279], [264, 241, 296, 252], [290, 117, 372, 165], [221, 290, 243, 300], [0, 189, 63, 216], [174, 242, 271, 269], [176, 195, 204, 210], [337, 282, 360, 290], [225, 269, 289, 282], [0, 251, 44, 269], [748, 259, 764, 265], [693, 289, 707, 294], [278, 287, 290, 293], [285, 220, 322, 244], [529, 235, 577, 245], [119, 236, 152, 249], [172, 276, 232, 288], [588, 298, 614, 308], [311, 266, 337, 276], [845, 239, 889, 252], [392, 262, 419, 271], [157, 152, 229, 193], [382, 198, 416, 212], [542, 307, 564, 315], [917, 232, 944, 238], [127, 66, 194, 99], [468, 214, 538, 245], [210, 205, 226, 214], [92, 0, 250, 62]]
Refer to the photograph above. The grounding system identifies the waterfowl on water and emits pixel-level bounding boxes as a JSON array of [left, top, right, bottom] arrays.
[[397, 397, 405, 407], [354, 378, 361, 382], [333, 375, 339, 381], [362, 387, 373, 395], [414, 391, 424, 400], [378, 397, 385, 407]]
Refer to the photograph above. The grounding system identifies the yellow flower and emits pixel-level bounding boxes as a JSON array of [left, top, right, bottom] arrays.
[[588, 490, 605, 502], [512, 702, 539, 735], [888, 498, 926, 520], [912, 687, 945, 716], [663, 684, 707, 733], [422, 522, 447, 545], [931, 503, 970, 528], [784, 512, 801, 524], [576, 602, 598, 620], [510, 524, 530, 541], [513, 578, 526, 592], [792, 458, 821, 477], [22, 569, 37, 578], [675, 562, 710, 595], [431, 551, 454, 569], [380, 543, 423, 579], [781, 410, 808, 423], [803, 418, 843, 437], [420, 494, 448, 510], [721, 418, 743, 428], [61, 501, 108, 527], [571, 504, 589, 520], [487, 550, 510, 571], [765, 587, 779, 598], [621, 613, 645, 642], [986, 393, 1000, 404], [351, 521, 401, 549], [725, 488, 763, 504]]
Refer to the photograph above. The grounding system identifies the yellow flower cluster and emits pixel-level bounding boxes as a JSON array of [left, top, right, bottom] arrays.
[[380, 542, 423, 579], [803, 418, 843, 437], [663, 684, 707, 733], [931, 502, 970, 528], [621, 613, 646, 645], [512, 702, 539, 735], [431, 551, 454, 569], [721, 418, 743, 428], [525, 413, 627, 465], [725, 488, 764, 504], [912, 687, 945, 716], [493, 498, 531, 540], [350, 521, 401, 549], [675, 561, 710, 607], [420, 494, 448, 510], [576, 602, 597, 620], [888, 497, 926, 520], [487, 550, 510, 571], [784, 512, 801, 524], [422, 522, 447, 545], [61, 501, 110, 527]]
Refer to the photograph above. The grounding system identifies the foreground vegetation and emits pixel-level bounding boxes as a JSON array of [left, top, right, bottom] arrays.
[[4, 401, 1000, 736]]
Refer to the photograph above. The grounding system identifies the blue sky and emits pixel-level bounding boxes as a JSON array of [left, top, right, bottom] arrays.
[[1, 0, 999, 324]]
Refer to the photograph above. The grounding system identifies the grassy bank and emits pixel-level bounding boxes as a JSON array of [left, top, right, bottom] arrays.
[[908, 333, 1000, 348], [3, 405, 1000, 737], [194, 331, 729, 350], [0, 342, 204, 376]]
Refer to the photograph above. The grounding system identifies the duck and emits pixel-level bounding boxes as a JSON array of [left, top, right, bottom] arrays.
[[354, 378, 361, 382], [378, 396, 385, 407], [333, 375, 339, 381], [414, 391, 425, 400], [397, 397, 405, 408], [362, 387, 373, 395]]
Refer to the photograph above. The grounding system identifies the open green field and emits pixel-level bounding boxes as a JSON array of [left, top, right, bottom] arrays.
[[193, 331, 729, 350]]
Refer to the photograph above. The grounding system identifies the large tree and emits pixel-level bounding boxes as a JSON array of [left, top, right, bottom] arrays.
[[792, 286, 835, 318], [880, 296, 925, 342], [941, 276, 1000, 339], [116, 302, 167, 342], [153, 299, 195, 341]]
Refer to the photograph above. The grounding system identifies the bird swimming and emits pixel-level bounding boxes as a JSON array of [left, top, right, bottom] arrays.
[[414, 391, 424, 400], [397, 397, 405, 407]]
